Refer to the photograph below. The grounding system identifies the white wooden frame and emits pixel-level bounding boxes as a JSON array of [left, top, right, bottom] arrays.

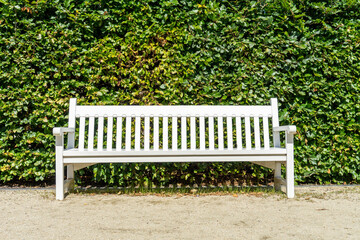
[[53, 98, 296, 200]]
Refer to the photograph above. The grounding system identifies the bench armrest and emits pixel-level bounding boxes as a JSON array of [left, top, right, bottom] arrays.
[[273, 125, 297, 134], [53, 127, 75, 136]]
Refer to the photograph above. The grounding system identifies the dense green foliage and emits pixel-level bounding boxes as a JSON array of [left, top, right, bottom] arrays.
[[1, 0, 359, 186]]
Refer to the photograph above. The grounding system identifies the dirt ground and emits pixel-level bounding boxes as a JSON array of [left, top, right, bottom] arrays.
[[0, 186, 359, 240]]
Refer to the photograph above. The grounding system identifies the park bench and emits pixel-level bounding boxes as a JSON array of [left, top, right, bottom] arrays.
[[53, 98, 296, 200]]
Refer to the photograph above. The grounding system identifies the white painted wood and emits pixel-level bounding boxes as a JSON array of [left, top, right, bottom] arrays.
[[190, 117, 196, 150], [135, 117, 140, 151], [172, 117, 177, 151], [163, 117, 168, 151], [218, 117, 224, 150], [125, 117, 131, 151], [64, 156, 287, 164], [245, 116, 251, 150], [67, 98, 77, 149], [97, 117, 104, 151], [199, 116, 205, 150], [181, 116, 187, 150], [144, 117, 150, 151], [78, 116, 85, 151], [55, 135, 64, 200], [209, 117, 215, 150], [107, 117, 113, 151], [227, 116, 233, 150], [75, 105, 272, 118], [271, 98, 282, 190], [236, 117, 242, 150], [64, 148, 287, 157], [271, 98, 280, 148], [254, 116, 260, 150], [273, 125, 297, 133], [55, 98, 297, 200], [154, 117, 159, 151], [116, 117, 122, 151], [286, 133, 295, 198], [263, 116, 270, 150], [88, 117, 94, 151]]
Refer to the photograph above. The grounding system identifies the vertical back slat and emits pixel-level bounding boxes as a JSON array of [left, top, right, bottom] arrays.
[[135, 116, 140, 151], [271, 98, 280, 148], [125, 116, 131, 151], [172, 117, 177, 151], [190, 117, 196, 150], [254, 116, 260, 150], [227, 116, 233, 150], [218, 116, 224, 150], [154, 117, 159, 151], [97, 116, 104, 151], [144, 117, 150, 151], [163, 117, 168, 151], [78, 116, 85, 151], [107, 117, 113, 151], [263, 116, 270, 150], [88, 116, 94, 151], [245, 116, 251, 150], [67, 98, 77, 149], [236, 117, 242, 150], [116, 117, 122, 151], [209, 117, 215, 150], [199, 116, 205, 150], [181, 116, 187, 150]]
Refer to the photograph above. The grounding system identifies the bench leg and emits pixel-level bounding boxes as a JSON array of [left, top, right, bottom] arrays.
[[274, 162, 282, 191], [55, 136, 64, 200], [286, 133, 295, 198], [66, 164, 75, 192]]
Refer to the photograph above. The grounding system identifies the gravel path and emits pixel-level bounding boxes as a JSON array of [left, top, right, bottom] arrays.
[[0, 186, 359, 240]]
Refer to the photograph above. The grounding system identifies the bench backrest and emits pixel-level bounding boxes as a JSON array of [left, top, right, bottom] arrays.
[[66, 98, 280, 151]]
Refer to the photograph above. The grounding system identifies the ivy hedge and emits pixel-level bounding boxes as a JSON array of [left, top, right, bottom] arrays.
[[0, 0, 359, 186]]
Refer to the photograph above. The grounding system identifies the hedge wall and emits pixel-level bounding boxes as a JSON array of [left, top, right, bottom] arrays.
[[1, 0, 359, 186]]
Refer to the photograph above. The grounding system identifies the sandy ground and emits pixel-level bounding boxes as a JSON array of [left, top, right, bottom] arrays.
[[0, 186, 359, 240]]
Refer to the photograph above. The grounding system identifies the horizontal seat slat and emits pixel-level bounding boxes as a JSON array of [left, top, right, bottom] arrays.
[[63, 148, 287, 157], [63, 155, 287, 164], [75, 105, 272, 117]]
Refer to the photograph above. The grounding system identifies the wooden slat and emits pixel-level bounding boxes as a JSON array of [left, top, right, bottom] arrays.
[[97, 117, 104, 151], [263, 116, 270, 150], [245, 116, 251, 150], [78, 117, 85, 151], [88, 117, 94, 151], [181, 117, 187, 150], [64, 148, 287, 156], [218, 117, 224, 150], [135, 117, 140, 151], [116, 117, 122, 151], [227, 116, 233, 150], [199, 116, 205, 150], [144, 117, 150, 151], [154, 117, 159, 151], [163, 117, 168, 151], [172, 117, 177, 151], [236, 117, 242, 150], [209, 117, 215, 150], [125, 117, 131, 151], [107, 117, 113, 151], [254, 116, 260, 150], [190, 117, 196, 150], [76, 105, 272, 118]]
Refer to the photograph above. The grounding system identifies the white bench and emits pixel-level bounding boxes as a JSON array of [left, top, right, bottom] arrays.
[[53, 98, 296, 200]]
